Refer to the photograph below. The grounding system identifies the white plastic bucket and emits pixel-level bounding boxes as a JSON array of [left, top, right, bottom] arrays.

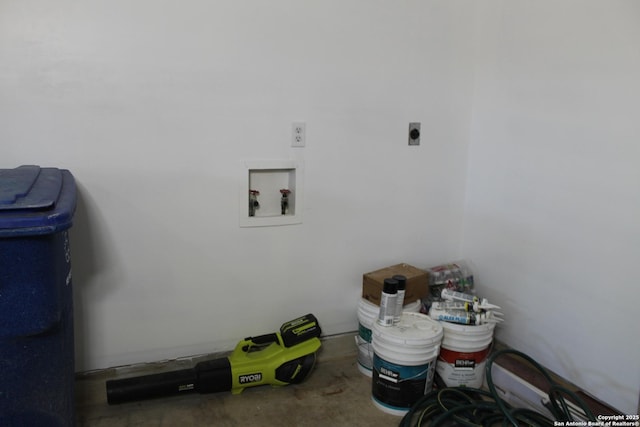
[[435, 321, 495, 388], [371, 312, 443, 416], [356, 298, 421, 376]]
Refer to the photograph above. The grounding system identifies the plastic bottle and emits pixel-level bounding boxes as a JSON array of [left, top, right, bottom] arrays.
[[427, 307, 500, 325], [431, 300, 501, 313], [442, 269, 454, 289], [431, 301, 475, 312], [392, 275, 407, 324], [440, 288, 478, 303], [377, 278, 398, 327], [430, 270, 445, 299], [439, 288, 501, 311]]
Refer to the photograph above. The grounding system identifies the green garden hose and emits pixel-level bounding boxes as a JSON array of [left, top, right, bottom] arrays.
[[399, 348, 598, 427]]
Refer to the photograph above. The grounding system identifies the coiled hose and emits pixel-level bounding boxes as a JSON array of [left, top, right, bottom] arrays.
[[399, 348, 597, 427]]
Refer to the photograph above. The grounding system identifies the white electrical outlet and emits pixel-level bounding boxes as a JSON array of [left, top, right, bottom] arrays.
[[292, 122, 306, 147]]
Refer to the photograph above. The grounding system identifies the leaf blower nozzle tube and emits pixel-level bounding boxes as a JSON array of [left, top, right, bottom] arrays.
[[105, 313, 322, 405], [106, 358, 231, 405]]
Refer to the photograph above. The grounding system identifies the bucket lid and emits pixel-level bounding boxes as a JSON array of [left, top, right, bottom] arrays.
[[0, 165, 76, 236], [373, 312, 443, 347], [359, 298, 379, 311], [402, 299, 421, 313]]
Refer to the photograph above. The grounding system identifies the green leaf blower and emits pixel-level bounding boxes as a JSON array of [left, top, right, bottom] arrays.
[[106, 313, 322, 404]]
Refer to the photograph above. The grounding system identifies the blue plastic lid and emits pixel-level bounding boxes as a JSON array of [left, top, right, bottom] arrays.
[[0, 165, 76, 236]]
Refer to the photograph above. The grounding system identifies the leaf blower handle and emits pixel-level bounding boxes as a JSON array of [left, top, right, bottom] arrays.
[[106, 358, 232, 404], [244, 333, 279, 346]]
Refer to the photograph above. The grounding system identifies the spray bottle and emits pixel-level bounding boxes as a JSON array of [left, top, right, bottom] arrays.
[[392, 275, 406, 324], [377, 278, 398, 327]]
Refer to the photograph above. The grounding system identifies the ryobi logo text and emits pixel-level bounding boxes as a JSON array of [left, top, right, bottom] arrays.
[[239, 373, 262, 384]]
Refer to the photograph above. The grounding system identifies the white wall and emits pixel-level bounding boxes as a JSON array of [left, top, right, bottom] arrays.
[[463, 1, 640, 414], [0, 1, 474, 370], [3, 0, 638, 415]]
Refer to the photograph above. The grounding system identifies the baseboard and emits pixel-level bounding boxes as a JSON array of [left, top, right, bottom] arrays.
[[488, 342, 621, 418]]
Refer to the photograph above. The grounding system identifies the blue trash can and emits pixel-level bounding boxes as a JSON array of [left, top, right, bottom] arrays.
[[0, 165, 77, 426]]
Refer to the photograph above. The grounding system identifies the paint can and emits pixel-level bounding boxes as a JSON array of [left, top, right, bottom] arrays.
[[371, 312, 443, 416], [435, 321, 495, 388], [356, 298, 421, 376]]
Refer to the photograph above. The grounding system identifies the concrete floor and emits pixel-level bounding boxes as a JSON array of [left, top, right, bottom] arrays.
[[75, 334, 401, 427]]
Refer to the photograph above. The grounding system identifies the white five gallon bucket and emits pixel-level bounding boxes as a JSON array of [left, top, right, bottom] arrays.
[[435, 321, 495, 388], [356, 298, 421, 376], [371, 312, 443, 416]]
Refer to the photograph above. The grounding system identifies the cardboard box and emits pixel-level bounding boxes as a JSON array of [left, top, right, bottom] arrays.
[[362, 263, 429, 306]]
